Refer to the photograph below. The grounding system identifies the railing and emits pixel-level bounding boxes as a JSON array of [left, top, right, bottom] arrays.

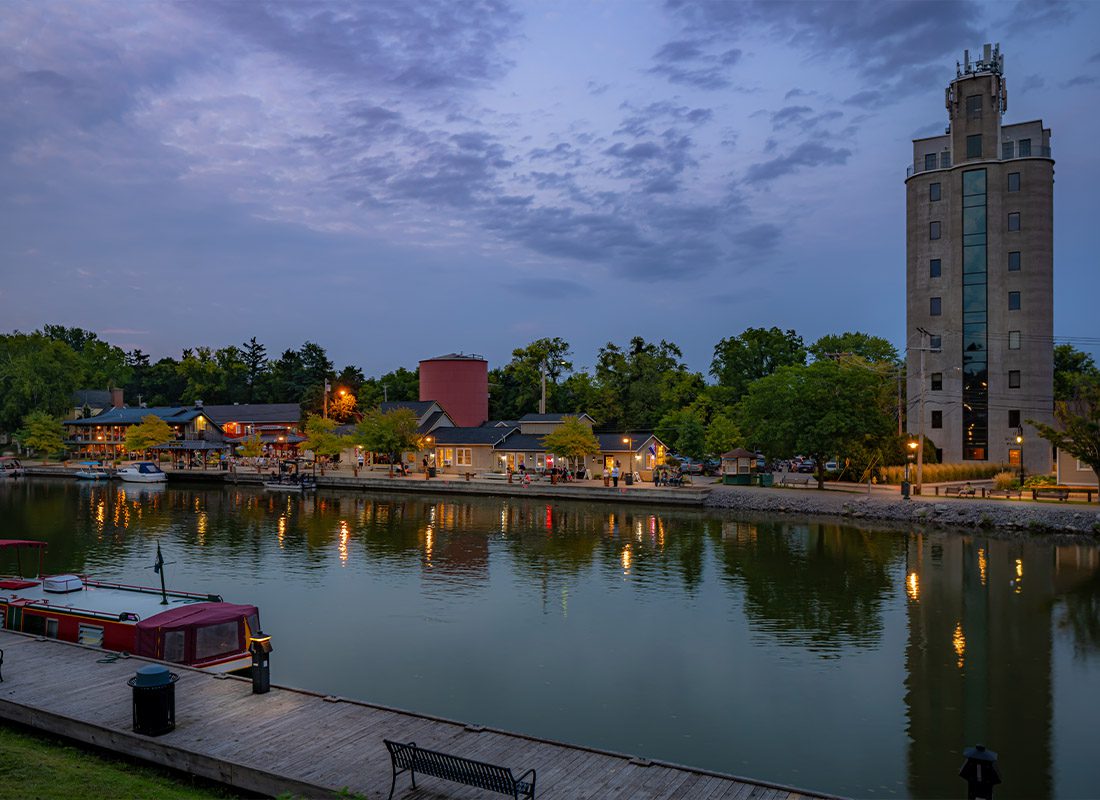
[[906, 145, 1052, 178]]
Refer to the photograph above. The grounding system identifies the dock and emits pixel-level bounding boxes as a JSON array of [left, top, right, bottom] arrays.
[[0, 630, 832, 799]]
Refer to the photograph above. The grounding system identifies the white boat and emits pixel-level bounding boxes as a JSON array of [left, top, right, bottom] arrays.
[[263, 474, 316, 493], [74, 462, 110, 480], [0, 457, 23, 479], [116, 461, 167, 483]]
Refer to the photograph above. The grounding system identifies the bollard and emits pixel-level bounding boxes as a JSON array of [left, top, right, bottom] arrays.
[[901, 480, 911, 500], [959, 744, 1001, 799], [249, 632, 273, 694], [128, 664, 179, 735]]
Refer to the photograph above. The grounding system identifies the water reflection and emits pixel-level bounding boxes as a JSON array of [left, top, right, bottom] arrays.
[[1, 480, 1098, 799]]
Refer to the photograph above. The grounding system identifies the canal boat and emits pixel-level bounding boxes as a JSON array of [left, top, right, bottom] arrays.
[[0, 539, 265, 673], [116, 461, 167, 483], [263, 474, 317, 493], [73, 462, 111, 480], [0, 457, 24, 479]]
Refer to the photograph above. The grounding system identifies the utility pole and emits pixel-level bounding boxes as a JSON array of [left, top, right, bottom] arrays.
[[539, 361, 547, 415], [897, 366, 903, 437], [914, 328, 934, 494], [323, 380, 331, 419]]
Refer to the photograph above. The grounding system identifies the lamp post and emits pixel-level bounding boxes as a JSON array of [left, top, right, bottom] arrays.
[[323, 380, 331, 419], [622, 436, 633, 482], [904, 438, 918, 499], [1015, 427, 1024, 487]]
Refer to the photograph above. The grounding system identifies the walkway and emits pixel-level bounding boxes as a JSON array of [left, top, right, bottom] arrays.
[[0, 630, 833, 799]]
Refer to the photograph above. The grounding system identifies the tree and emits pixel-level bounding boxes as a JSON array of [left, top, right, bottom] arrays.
[[329, 390, 359, 422], [810, 332, 899, 364], [17, 411, 66, 458], [737, 361, 895, 488], [1030, 374, 1100, 492], [0, 332, 83, 433], [178, 348, 221, 404], [41, 325, 132, 390], [355, 408, 422, 475], [594, 337, 696, 430], [1054, 344, 1100, 402], [656, 408, 706, 458], [711, 327, 807, 400], [540, 416, 600, 472], [301, 416, 344, 461], [239, 433, 263, 470], [125, 415, 174, 456], [241, 337, 268, 403], [705, 413, 741, 456], [492, 337, 574, 417]]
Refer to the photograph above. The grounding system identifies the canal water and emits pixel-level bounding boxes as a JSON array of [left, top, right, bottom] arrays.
[[1, 479, 1098, 799]]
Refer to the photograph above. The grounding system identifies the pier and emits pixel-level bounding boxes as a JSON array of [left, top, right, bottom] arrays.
[[0, 630, 831, 799]]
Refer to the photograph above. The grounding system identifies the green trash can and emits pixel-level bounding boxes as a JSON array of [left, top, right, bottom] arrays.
[[759, 473, 774, 487]]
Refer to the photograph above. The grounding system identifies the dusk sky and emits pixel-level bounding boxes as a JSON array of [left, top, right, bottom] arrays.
[[2, 0, 1098, 375]]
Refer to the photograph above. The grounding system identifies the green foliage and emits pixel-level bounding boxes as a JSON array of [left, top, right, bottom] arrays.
[[0, 332, 83, 432], [355, 408, 422, 467], [993, 471, 1019, 490], [737, 360, 894, 487], [1030, 373, 1100, 488], [705, 413, 741, 456], [880, 462, 1011, 485], [301, 416, 344, 458], [239, 433, 263, 459], [594, 337, 700, 430], [124, 415, 175, 454], [711, 327, 807, 400], [809, 332, 899, 364], [540, 416, 601, 468], [1024, 473, 1056, 488], [17, 411, 66, 457], [656, 408, 706, 459], [1054, 344, 1100, 402]]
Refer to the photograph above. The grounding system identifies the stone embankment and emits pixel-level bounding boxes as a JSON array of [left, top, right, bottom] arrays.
[[706, 484, 1100, 535]]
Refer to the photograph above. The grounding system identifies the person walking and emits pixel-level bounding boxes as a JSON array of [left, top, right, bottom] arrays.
[[611, 463, 620, 487]]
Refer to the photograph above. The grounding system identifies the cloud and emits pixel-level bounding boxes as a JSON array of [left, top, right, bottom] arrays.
[[734, 222, 781, 252], [1061, 75, 1097, 88], [911, 121, 945, 139], [995, 0, 1076, 32], [1019, 74, 1045, 94], [770, 105, 813, 129], [745, 141, 852, 183], [505, 277, 585, 298], [649, 35, 741, 90]]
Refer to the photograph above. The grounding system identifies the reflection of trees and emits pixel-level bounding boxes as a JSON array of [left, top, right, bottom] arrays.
[[716, 522, 902, 650], [1057, 570, 1100, 657]]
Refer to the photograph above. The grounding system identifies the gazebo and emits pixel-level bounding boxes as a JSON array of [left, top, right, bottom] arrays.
[[721, 448, 757, 485]]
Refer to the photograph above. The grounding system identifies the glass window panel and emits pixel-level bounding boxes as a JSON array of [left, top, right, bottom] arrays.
[[930, 182, 941, 201], [1008, 172, 1020, 192], [163, 631, 185, 663], [1008, 330, 1021, 349], [924, 153, 937, 170], [963, 193, 986, 207], [930, 221, 941, 240], [1019, 138, 1031, 157], [195, 622, 240, 661], [929, 335, 942, 350], [1009, 370, 1021, 388], [963, 206, 986, 235], [963, 284, 986, 313], [1002, 141, 1014, 160], [1008, 291, 1021, 310], [963, 311, 987, 323], [1009, 410, 1021, 428], [1008, 251, 1021, 271], [930, 297, 942, 316], [929, 258, 942, 278], [963, 271, 987, 286], [963, 245, 987, 272], [962, 169, 986, 195], [931, 411, 943, 429], [963, 233, 986, 247], [967, 134, 983, 159], [931, 373, 943, 391], [1008, 212, 1020, 231]]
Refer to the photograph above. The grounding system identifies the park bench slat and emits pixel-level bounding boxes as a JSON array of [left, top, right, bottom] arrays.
[[385, 739, 535, 799]]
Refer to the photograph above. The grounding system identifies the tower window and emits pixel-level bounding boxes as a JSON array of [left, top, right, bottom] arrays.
[[930, 297, 942, 316], [966, 95, 982, 120], [1008, 251, 1021, 271], [930, 221, 941, 240], [1019, 138, 1032, 157], [930, 335, 942, 350], [1008, 331, 1021, 350], [925, 153, 938, 171], [930, 258, 941, 278], [931, 411, 943, 429], [930, 182, 941, 201], [1009, 370, 1021, 388], [1002, 141, 1014, 160], [967, 134, 983, 159], [931, 373, 943, 391], [1008, 410, 1021, 428], [1008, 172, 1020, 192], [1009, 291, 1021, 310], [1008, 212, 1020, 231]]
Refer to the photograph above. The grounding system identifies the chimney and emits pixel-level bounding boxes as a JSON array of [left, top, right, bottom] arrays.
[[110, 388, 124, 408]]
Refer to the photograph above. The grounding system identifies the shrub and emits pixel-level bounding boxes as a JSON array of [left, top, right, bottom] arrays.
[[1024, 474, 1056, 488], [993, 471, 1019, 490], [880, 462, 1013, 485]]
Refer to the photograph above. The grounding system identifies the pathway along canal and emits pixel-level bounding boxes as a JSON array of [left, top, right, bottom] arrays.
[[1, 479, 1098, 799]]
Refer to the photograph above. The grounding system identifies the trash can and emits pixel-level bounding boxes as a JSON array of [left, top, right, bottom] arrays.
[[128, 664, 179, 736], [759, 473, 774, 487], [624, 473, 633, 486], [428, 467, 437, 478], [901, 480, 911, 500]]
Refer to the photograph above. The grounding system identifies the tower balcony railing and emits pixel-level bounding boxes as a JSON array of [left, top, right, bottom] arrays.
[[906, 146, 1052, 178]]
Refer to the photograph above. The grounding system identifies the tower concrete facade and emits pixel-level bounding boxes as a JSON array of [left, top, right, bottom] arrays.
[[906, 43, 1053, 474]]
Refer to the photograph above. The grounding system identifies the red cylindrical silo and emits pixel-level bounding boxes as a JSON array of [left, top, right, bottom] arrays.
[[419, 354, 488, 427]]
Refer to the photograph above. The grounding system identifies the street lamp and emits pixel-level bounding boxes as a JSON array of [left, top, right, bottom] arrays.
[[622, 436, 633, 480], [904, 438, 918, 499], [1016, 427, 1024, 487], [323, 380, 331, 419]]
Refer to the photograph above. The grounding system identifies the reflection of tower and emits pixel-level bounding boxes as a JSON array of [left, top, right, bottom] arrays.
[[904, 534, 1053, 798]]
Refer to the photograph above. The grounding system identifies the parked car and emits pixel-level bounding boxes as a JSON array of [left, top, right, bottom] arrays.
[[796, 459, 816, 474], [824, 461, 839, 472], [678, 458, 704, 475]]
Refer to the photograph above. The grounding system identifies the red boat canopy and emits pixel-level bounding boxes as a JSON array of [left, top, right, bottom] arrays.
[[135, 602, 259, 662], [0, 540, 47, 549]]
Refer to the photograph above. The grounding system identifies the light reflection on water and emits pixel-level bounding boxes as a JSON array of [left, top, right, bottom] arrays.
[[2, 480, 1099, 799]]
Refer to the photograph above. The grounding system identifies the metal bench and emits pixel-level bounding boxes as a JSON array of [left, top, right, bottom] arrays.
[[384, 739, 535, 799], [1031, 486, 1090, 502], [984, 488, 1021, 499], [943, 485, 976, 497]]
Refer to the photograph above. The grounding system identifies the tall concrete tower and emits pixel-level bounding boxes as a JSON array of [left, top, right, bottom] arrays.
[[906, 43, 1053, 473]]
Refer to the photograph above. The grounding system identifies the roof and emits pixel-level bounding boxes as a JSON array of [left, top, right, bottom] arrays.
[[380, 401, 436, 417], [201, 404, 301, 424], [65, 407, 210, 427], [595, 433, 659, 452], [151, 441, 225, 450], [482, 420, 517, 428], [496, 432, 549, 451], [422, 353, 486, 362], [419, 410, 446, 433], [137, 602, 258, 633], [431, 427, 515, 446], [72, 390, 113, 408], [722, 448, 756, 459], [518, 413, 595, 423]]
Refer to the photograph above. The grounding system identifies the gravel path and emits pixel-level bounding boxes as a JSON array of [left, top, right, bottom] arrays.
[[705, 483, 1100, 535]]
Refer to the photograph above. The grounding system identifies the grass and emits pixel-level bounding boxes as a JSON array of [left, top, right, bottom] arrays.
[[880, 462, 1013, 485], [0, 722, 243, 800]]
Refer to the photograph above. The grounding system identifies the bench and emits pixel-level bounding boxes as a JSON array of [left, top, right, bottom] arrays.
[[943, 485, 976, 497], [778, 474, 813, 488], [984, 488, 1021, 499], [1031, 486, 1094, 502], [384, 739, 535, 799]]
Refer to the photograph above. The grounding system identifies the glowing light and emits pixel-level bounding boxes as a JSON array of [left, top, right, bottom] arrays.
[[952, 622, 966, 668], [338, 520, 349, 563], [277, 515, 286, 548], [906, 572, 920, 602], [425, 527, 434, 564], [621, 545, 632, 575], [977, 548, 987, 586], [197, 511, 208, 541], [1015, 558, 1023, 578]]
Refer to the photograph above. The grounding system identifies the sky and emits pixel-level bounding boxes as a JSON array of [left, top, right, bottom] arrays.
[[2, 0, 1098, 376]]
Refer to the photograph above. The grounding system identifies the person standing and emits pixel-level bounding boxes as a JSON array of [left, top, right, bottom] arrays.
[[611, 463, 620, 487]]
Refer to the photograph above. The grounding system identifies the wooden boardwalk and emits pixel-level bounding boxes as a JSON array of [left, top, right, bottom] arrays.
[[0, 630, 834, 799]]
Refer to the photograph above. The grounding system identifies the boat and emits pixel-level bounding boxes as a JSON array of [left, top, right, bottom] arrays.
[[73, 462, 111, 480], [263, 473, 317, 493], [0, 457, 23, 479], [116, 461, 167, 483], [0, 539, 266, 673]]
